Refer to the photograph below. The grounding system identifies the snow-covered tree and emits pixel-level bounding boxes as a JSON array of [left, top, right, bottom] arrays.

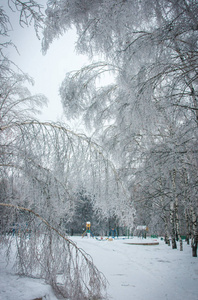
[[43, 0, 198, 255], [0, 68, 121, 297], [1, 2, 135, 298]]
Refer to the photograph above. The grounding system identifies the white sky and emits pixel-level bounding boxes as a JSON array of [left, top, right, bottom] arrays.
[[3, 0, 90, 124]]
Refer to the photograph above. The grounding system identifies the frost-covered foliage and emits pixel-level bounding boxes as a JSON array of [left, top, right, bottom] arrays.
[[8, 0, 44, 36], [0, 204, 107, 300], [0, 2, 134, 298], [43, 0, 198, 255], [0, 58, 113, 298], [43, 0, 198, 126], [0, 95, 134, 228]]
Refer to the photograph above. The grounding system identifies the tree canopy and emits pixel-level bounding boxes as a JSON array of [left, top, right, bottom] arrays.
[[43, 0, 198, 254], [0, 4, 198, 300]]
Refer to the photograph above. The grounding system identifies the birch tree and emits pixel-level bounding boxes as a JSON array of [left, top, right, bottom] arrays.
[[0, 72, 126, 297], [43, 0, 198, 256], [0, 2, 133, 298]]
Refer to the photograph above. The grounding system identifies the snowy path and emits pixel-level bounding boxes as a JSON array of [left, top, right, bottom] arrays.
[[0, 261, 57, 300], [73, 237, 198, 300], [0, 237, 197, 300]]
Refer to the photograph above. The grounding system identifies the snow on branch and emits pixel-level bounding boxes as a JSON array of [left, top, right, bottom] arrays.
[[0, 202, 108, 300]]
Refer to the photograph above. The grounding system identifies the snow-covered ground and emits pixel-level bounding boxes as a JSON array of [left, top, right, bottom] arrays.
[[0, 236, 197, 300]]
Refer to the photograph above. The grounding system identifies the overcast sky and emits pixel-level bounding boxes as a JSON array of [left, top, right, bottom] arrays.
[[3, 1, 89, 124]]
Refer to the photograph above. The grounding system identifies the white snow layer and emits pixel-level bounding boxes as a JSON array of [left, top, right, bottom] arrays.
[[0, 236, 197, 300]]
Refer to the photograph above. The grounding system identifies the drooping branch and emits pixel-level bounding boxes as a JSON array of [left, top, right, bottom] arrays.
[[8, 0, 45, 37], [0, 202, 108, 299], [1, 119, 131, 202]]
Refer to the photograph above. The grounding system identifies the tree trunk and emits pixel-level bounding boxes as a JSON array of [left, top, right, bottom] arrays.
[[164, 216, 170, 246], [192, 239, 197, 257], [159, 178, 170, 246], [183, 169, 191, 245], [175, 199, 183, 251], [170, 170, 177, 249], [170, 201, 177, 249], [185, 209, 190, 245], [191, 207, 198, 257]]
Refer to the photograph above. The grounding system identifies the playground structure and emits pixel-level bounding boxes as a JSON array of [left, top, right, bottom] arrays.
[[109, 227, 118, 238], [82, 221, 94, 238]]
